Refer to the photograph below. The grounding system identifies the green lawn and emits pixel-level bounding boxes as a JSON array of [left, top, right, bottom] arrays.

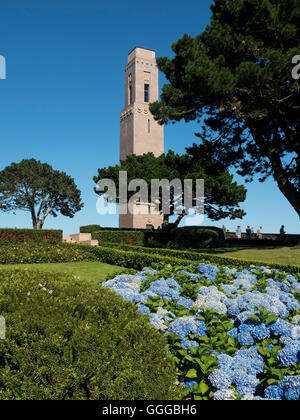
[[197, 245, 300, 266], [0, 261, 126, 283]]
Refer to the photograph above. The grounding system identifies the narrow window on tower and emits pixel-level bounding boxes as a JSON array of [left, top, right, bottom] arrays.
[[144, 84, 149, 102], [128, 74, 133, 105], [147, 119, 150, 133]]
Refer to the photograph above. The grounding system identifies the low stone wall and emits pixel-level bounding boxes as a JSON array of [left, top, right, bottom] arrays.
[[225, 232, 300, 241], [63, 233, 99, 246]]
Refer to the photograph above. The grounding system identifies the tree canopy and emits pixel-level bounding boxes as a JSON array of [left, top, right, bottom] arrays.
[[94, 150, 246, 225], [150, 0, 300, 218], [0, 159, 83, 229]]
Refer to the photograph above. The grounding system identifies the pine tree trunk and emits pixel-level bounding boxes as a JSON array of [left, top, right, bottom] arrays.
[[275, 176, 300, 219], [30, 207, 38, 229]]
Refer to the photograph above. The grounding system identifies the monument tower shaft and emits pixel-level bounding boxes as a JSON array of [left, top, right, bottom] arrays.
[[119, 47, 164, 229], [120, 47, 164, 160]]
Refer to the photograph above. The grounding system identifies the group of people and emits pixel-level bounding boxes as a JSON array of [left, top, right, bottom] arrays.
[[222, 225, 287, 240], [222, 225, 262, 239], [237, 225, 263, 240]]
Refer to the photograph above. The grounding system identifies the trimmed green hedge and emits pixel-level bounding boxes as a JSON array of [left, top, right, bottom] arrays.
[[144, 226, 225, 249], [92, 230, 146, 246], [0, 228, 63, 240], [80, 225, 101, 234], [74, 243, 300, 275], [81, 226, 225, 249], [89, 226, 225, 249], [0, 270, 181, 400], [76, 244, 193, 270]]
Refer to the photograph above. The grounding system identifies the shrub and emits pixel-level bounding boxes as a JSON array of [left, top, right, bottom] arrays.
[[92, 230, 146, 246], [0, 270, 181, 400], [145, 226, 225, 249], [80, 225, 101, 234]]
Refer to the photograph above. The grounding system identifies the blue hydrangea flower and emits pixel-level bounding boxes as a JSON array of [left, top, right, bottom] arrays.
[[217, 347, 264, 383], [138, 304, 150, 316], [284, 388, 299, 400], [227, 301, 241, 316], [148, 278, 181, 301], [237, 326, 255, 346], [279, 376, 300, 400], [181, 338, 199, 349], [176, 296, 194, 309], [167, 316, 206, 338], [209, 370, 232, 390], [213, 389, 235, 400], [269, 319, 292, 337], [184, 380, 197, 388], [277, 345, 300, 367], [223, 267, 238, 276], [194, 286, 228, 314], [218, 354, 234, 376], [264, 385, 284, 400], [227, 328, 238, 339], [198, 263, 220, 281], [252, 323, 270, 340], [232, 371, 259, 396]]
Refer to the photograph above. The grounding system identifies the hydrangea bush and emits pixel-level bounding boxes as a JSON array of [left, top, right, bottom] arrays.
[[102, 263, 300, 400]]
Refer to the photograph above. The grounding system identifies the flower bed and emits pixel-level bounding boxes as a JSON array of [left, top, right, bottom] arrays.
[[102, 262, 300, 400], [0, 242, 97, 264], [0, 228, 62, 242]]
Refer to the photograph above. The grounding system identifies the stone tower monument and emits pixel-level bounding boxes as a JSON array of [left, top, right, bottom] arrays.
[[119, 47, 164, 229]]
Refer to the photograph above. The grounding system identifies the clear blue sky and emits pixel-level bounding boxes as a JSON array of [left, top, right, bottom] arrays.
[[0, 0, 299, 235]]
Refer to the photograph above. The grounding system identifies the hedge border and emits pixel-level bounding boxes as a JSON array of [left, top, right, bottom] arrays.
[[90, 227, 224, 248], [72, 243, 300, 275], [0, 228, 63, 239], [91, 230, 146, 245]]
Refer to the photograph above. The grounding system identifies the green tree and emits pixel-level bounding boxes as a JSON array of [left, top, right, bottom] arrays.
[[0, 159, 83, 229], [150, 0, 300, 218], [94, 151, 246, 225]]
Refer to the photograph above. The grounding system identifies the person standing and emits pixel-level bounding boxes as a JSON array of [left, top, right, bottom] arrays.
[[236, 226, 242, 239], [280, 225, 286, 240], [257, 226, 263, 240], [222, 225, 227, 238], [246, 225, 252, 240]]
